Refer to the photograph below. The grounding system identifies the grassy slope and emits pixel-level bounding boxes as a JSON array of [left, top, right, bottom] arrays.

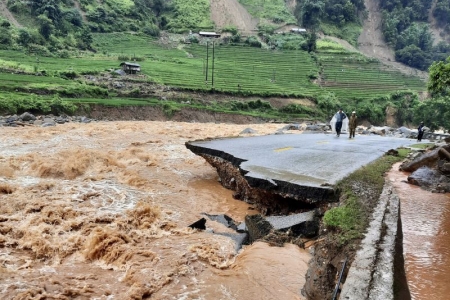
[[237, 0, 296, 24], [0, 33, 426, 120], [1, 33, 424, 96]]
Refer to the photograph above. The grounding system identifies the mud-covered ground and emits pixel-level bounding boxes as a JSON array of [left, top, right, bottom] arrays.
[[0, 121, 310, 300]]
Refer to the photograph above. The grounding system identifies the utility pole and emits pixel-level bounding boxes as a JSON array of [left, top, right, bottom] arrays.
[[211, 41, 215, 88], [205, 41, 209, 83], [36, 56, 39, 73]]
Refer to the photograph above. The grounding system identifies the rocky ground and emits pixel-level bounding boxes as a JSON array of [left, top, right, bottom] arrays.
[[401, 142, 450, 193]]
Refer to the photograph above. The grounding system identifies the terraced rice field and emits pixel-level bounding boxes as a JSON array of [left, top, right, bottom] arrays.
[[0, 33, 427, 102], [317, 52, 425, 99]]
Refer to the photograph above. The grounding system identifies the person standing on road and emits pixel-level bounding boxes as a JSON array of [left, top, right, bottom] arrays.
[[349, 111, 357, 139], [417, 121, 425, 142], [332, 108, 347, 137]]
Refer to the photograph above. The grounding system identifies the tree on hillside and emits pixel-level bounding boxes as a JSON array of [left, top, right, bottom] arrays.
[[0, 27, 12, 49], [414, 97, 450, 131], [306, 31, 317, 52], [414, 57, 450, 131], [395, 45, 429, 70], [301, 0, 324, 29], [33, 0, 62, 24], [38, 15, 55, 40], [380, 0, 449, 70], [77, 27, 93, 50], [433, 0, 450, 27], [428, 57, 450, 96]]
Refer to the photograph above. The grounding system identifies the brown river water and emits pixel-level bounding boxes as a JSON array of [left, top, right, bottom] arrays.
[[388, 163, 450, 300], [0, 121, 309, 299]]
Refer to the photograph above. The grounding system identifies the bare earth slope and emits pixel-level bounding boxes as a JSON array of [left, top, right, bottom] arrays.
[[73, 0, 87, 22], [0, 0, 21, 27], [358, 0, 428, 79], [210, 0, 258, 34], [429, 0, 444, 45]]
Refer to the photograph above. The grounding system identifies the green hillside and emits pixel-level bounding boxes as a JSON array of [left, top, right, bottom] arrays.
[[1, 0, 448, 69], [96, 33, 425, 97], [0, 1, 442, 125], [0, 32, 427, 124], [0, 33, 425, 98]]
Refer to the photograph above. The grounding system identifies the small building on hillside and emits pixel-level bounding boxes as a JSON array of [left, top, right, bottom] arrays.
[[199, 31, 221, 38], [290, 28, 307, 34], [120, 62, 141, 74]]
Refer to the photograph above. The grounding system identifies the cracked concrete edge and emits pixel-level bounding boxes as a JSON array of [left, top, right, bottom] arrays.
[[340, 182, 398, 300], [186, 143, 335, 203], [368, 182, 398, 300]]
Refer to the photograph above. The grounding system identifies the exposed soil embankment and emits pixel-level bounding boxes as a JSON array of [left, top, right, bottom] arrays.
[[210, 0, 258, 34], [189, 153, 329, 215], [84, 105, 267, 124]]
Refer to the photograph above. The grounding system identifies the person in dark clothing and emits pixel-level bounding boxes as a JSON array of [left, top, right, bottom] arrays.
[[333, 108, 347, 137], [417, 121, 425, 142]]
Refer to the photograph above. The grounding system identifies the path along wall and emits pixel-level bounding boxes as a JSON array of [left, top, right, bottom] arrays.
[[339, 181, 409, 299]]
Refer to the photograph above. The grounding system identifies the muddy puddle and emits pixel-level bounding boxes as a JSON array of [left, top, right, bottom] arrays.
[[388, 163, 450, 299], [0, 121, 310, 299]]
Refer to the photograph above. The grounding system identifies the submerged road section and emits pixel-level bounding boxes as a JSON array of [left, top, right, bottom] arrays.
[[186, 133, 418, 204]]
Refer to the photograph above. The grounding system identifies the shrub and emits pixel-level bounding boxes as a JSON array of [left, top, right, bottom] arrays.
[[142, 24, 160, 37], [258, 24, 278, 35], [307, 70, 318, 80], [118, 55, 130, 61], [0, 29, 12, 49], [162, 103, 179, 118], [230, 33, 241, 43], [248, 99, 272, 110], [58, 50, 71, 59], [230, 101, 249, 111], [1, 20, 10, 28], [279, 103, 309, 114], [222, 25, 239, 35], [187, 35, 199, 43], [245, 36, 262, 48], [59, 70, 79, 80], [50, 96, 77, 115], [27, 44, 53, 57]]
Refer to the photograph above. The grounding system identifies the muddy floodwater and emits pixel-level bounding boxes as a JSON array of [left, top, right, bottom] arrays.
[[388, 163, 450, 300], [0, 121, 310, 299]]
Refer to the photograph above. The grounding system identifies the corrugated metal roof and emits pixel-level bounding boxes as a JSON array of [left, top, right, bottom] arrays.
[[120, 62, 141, 67], [290, 28, 307, 32], [199, 31, 220, 36]]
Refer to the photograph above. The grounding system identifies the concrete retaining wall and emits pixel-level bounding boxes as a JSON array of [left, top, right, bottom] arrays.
[[340, 181, 408, 299]]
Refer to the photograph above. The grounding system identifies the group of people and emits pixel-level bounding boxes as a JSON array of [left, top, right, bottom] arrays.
[[331, 108, 426, 141], [331, 108, 357, 138]]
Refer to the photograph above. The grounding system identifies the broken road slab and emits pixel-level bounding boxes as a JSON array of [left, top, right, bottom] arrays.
[[186, 133, 417, 204]]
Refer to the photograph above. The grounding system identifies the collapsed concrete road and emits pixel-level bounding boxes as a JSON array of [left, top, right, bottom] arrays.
[[187, 132, 420, 299], [186, 133, 418, 212]]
